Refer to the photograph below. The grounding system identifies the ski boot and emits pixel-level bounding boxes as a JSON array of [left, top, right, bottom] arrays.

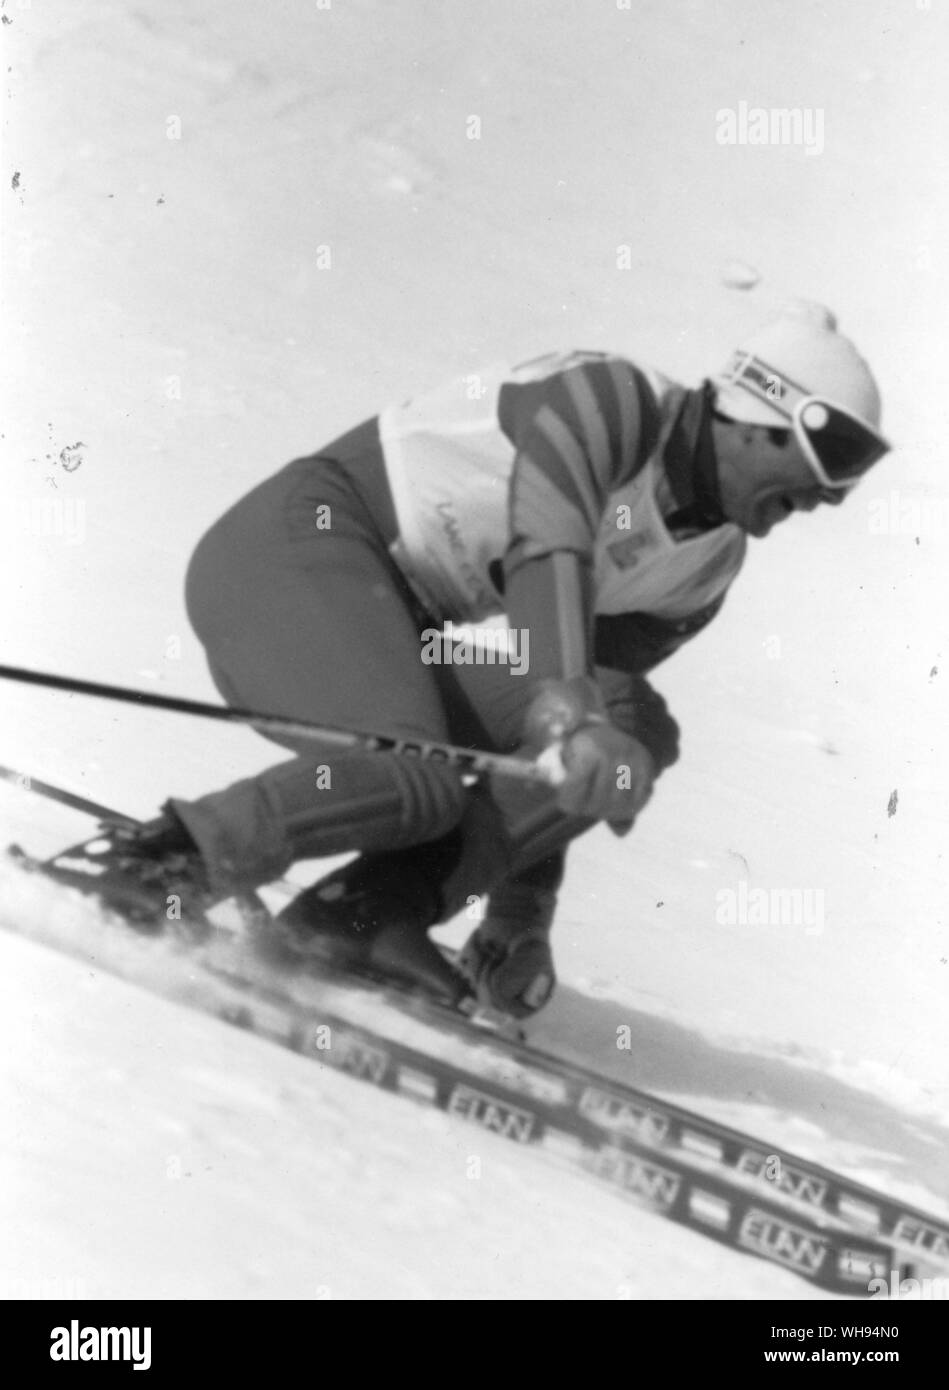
[[33, 808, 215, 937], [273, 850, 470, 1005], [458, 855, 563, 1019]]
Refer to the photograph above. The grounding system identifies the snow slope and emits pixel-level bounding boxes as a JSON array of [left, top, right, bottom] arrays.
[[2, 930, 842, 1303], [1, 0, 947, 1298]]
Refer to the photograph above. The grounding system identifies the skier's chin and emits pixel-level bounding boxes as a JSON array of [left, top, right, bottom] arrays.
[[746, 512, 776, 539], [747, 494, 786, 539]]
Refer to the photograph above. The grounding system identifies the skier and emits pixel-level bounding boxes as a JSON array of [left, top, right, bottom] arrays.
[[93, 300, 889, 1016]]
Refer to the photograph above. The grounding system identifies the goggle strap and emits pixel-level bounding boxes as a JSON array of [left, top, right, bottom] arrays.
[[725, 352, 812, 414]]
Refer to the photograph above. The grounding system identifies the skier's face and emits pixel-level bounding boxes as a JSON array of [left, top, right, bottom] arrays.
[[712, 418, 845, 538]]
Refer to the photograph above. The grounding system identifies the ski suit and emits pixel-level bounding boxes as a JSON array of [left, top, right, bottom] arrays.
[[174, 350, 746, 918]]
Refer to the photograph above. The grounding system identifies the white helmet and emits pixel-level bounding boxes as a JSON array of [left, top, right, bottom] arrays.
[[713, 300, 883, 429], [713, 300, 889, 489]]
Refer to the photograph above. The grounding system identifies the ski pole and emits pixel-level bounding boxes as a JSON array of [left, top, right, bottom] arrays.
[[0, 763, 139, 827], [0, 663, 555, 786]]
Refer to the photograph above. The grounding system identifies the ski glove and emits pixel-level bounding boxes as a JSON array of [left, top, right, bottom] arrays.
[[524, 677, 656, 824]]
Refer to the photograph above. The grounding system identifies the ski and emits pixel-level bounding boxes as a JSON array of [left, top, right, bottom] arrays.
[[3, 789, 948, 1294], [238, 939, 949, 1284], [0, 859, 892, 1297], [194, 953, 904, 1297]]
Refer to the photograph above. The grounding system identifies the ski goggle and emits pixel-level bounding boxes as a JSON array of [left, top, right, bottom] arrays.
[[719, 351, 891, 490]]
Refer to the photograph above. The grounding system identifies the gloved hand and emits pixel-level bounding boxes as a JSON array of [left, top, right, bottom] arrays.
[[524, 677, 656, 823], [460, 928, 557, 1019], [558, 722, 655, 823]]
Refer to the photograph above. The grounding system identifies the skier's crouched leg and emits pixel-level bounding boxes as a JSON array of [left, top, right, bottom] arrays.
[[266, 676, 679, 1014], [169, 750, 468, 897], [272, 777, 578, 1014], [438, 671, 680, 912], [449, 673, 679, 1016], [272, 786, 512, 1004], [439, 775, 586, 1017], [272, 783, 573, 1011], [271, 775, 581, 1016], [459, 852, 565, 1019]]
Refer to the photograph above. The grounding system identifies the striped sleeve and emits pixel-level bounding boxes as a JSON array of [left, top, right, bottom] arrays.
[[502, 357, 661, 684]]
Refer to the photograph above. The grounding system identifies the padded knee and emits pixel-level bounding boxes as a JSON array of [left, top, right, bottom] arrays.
[[172, 752, 468, 895]]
